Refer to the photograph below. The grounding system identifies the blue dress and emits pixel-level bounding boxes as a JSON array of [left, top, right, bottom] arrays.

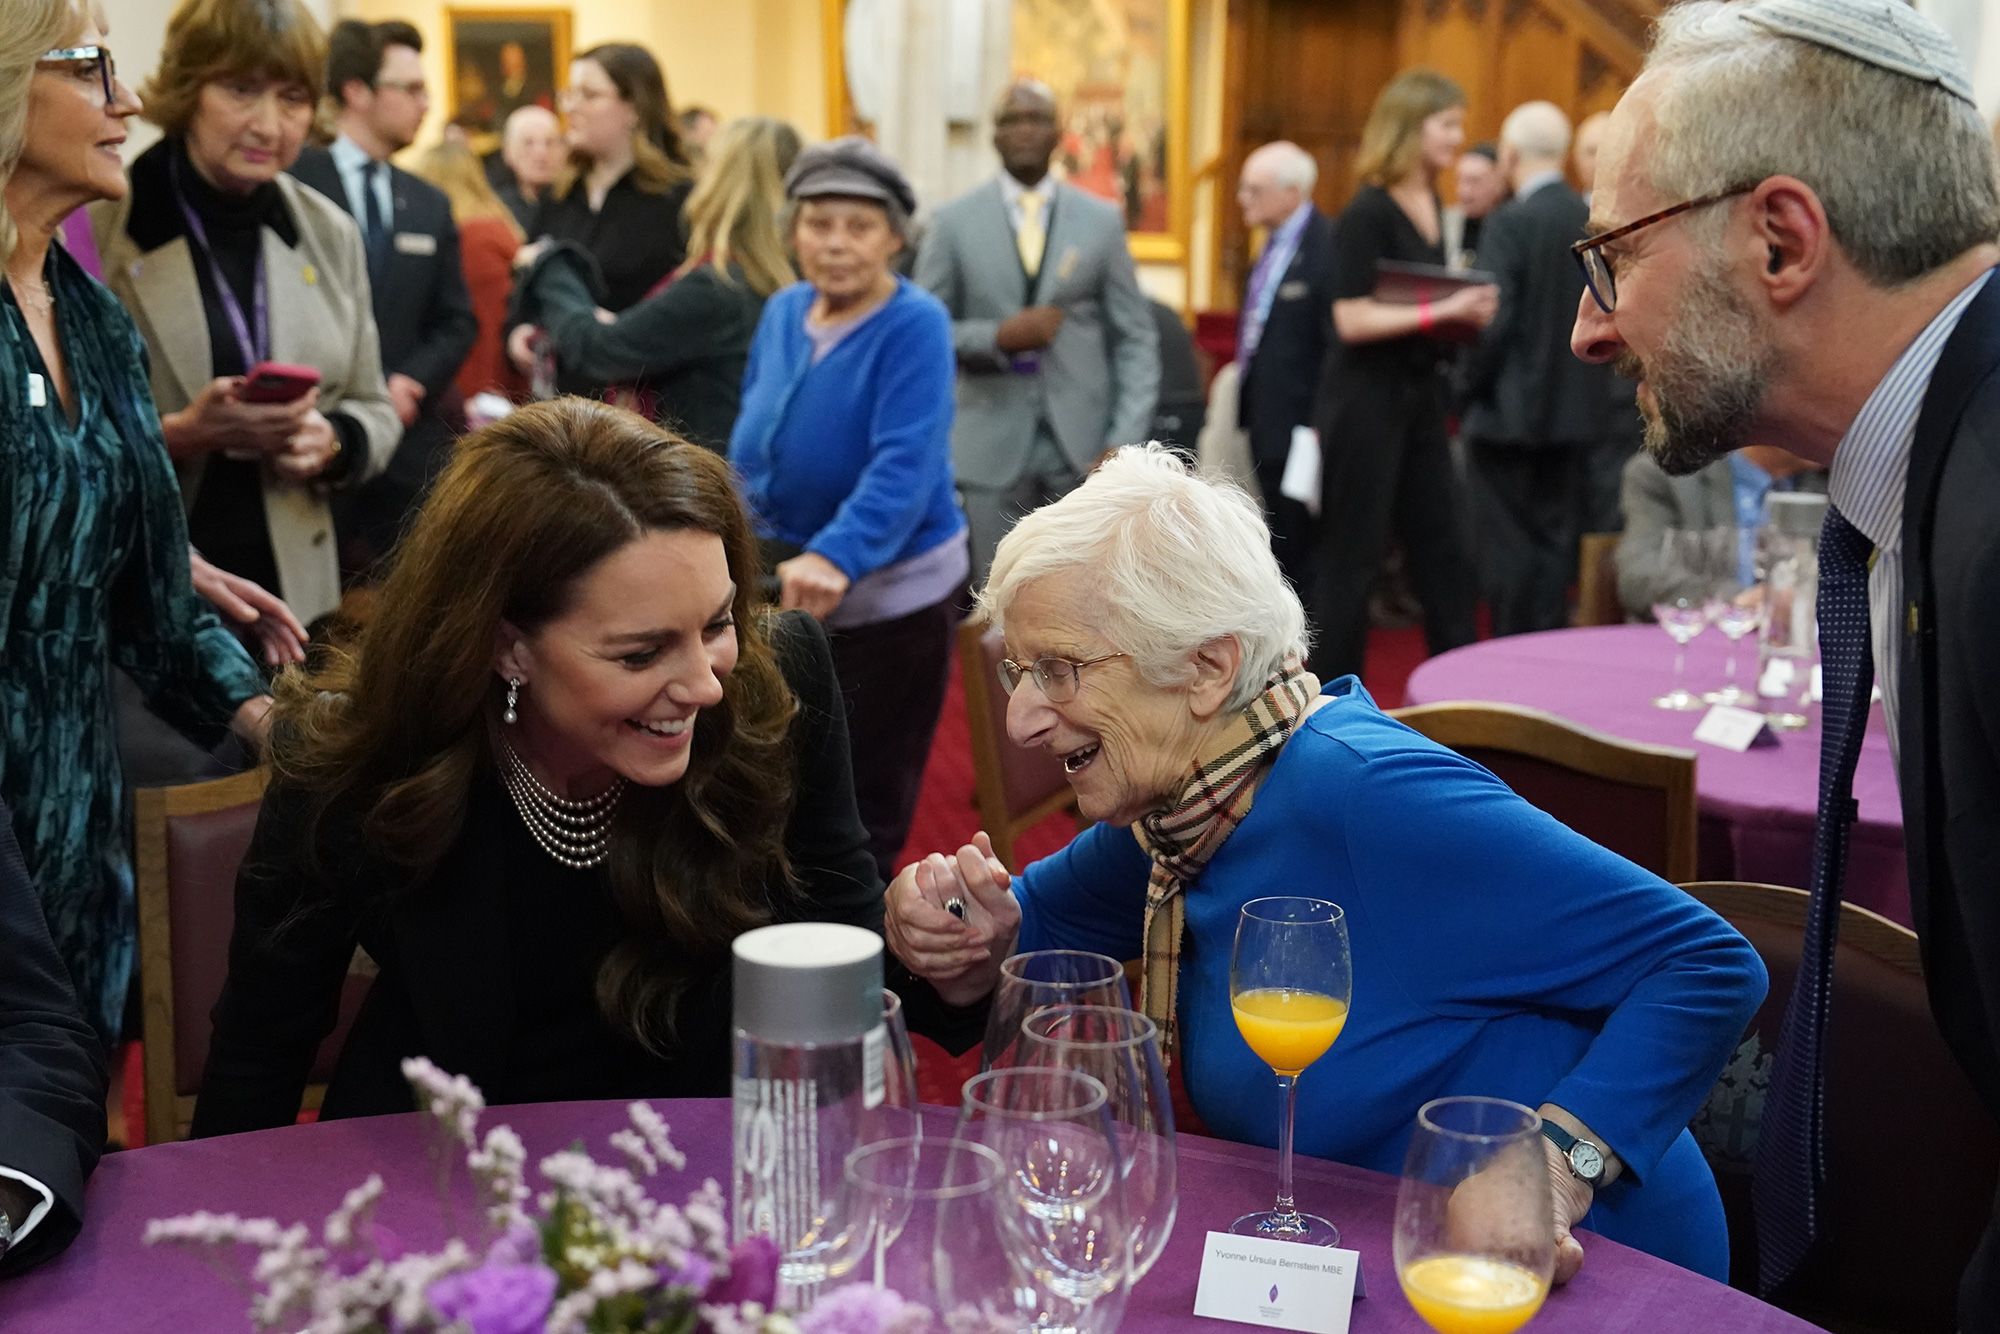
[[1012, 677, 1767, 1279], [0, 244, 265, 1042]]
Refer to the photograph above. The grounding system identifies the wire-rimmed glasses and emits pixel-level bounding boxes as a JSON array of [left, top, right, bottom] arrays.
[[996, 652, 1131, 701]]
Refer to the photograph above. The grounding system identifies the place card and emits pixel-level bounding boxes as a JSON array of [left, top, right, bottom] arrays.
[[1694, 704, 1777, 752], [1193, 1230, 1364, 1332]]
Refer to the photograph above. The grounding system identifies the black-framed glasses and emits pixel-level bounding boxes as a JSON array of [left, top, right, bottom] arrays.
[[1571, 184, 1755, 314], [38, 45, 116, 106], [996, 651, 1130, 702]]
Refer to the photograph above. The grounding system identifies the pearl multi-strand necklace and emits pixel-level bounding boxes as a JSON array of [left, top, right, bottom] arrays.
[[497, 735, 626, 869]]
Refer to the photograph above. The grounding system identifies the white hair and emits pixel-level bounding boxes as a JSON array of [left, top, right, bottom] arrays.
[[1641, 0, 2000, 286], [502, 103, 558, 151], [1499, 100, 1570, 163], [1245, 140, 1317, 195], [978, 444, 1309, 712]]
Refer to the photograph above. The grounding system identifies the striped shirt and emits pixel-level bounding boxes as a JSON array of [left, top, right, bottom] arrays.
[[1826, 269, 1991, 763]]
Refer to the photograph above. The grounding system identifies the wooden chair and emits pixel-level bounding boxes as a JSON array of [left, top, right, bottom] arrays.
[[1681, 881, 2000, 1333], [1575, 531, 1624, 626], [957, 619, 1083, 869], [132, 768, 373, 1143], [1389, 701, 1698, 882]]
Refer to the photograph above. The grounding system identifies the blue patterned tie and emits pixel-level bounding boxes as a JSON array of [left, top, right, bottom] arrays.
[[361, 160, 391, 287], [1238, 239, 1279, 364], [1753, 503, 1875, 1295]]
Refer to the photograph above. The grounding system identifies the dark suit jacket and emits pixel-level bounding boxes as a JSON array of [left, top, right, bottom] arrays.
[[1238, 207, 1336, 470], [0, 801, 106, 1276], [1901, 268, 2000, 1125], [1462, 180, 1608, 446]]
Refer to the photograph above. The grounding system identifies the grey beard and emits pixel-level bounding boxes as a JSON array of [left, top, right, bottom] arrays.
[[1620, 266, 1774, 478]]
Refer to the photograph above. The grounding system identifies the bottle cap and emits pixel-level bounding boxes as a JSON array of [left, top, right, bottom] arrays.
[[733, 922, 883, 1046]]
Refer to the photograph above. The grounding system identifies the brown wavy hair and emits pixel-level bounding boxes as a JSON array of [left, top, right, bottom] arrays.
[[1354, 69, 1464, 189], [558, 42, 691, 198], [270, 397, 798, 1050], [140, 0, 326, 137]]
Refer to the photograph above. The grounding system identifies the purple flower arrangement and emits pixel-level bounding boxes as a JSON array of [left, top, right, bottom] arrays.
[[143, 1058, 930, 1334]]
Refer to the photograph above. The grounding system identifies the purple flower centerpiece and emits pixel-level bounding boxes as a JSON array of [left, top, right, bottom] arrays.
[[144, 1058, 923, 1334]]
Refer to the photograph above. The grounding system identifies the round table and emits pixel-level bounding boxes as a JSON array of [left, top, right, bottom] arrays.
[[8, 1098, 1821, 1332], [1406, 626, 1908, 925]]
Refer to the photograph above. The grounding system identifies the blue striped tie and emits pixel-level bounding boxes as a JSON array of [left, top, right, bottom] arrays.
[[1753, 503, 1875, 1294]]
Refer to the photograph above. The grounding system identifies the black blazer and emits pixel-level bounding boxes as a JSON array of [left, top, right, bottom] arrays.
[[1461, 180, 1609, 446], [1238, 207, 1336, 469], [1900, 267, 2000, 1125], [0, 801, 106, 1276], [191, 612, 889, 1136]]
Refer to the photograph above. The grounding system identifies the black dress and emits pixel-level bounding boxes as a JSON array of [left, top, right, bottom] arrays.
[[1308, 184, 1478, 680], [190, 611, 891, 1134], [530, 171, 692, 314]]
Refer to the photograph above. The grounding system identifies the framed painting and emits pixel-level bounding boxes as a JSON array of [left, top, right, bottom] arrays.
[[1011, 0, 1189, 262], [444, 8, 572, 138]]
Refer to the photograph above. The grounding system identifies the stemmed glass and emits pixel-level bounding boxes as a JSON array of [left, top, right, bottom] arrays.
[[958, 1067, 1132, 1332], [1017, 1004, 1178, 1281], [839, 1137, 1022, 1325], [1228, 897, 1352, 1246], [1650, 528, 1715, 711], [1703, 526, 1762, 706], [1394, 1096, 1555, 1334], [982, 950, 1134, 1070]]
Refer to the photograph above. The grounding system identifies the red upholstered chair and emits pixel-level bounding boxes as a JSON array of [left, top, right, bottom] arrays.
[[1388, 701, 1698, 882], [132, 768, 373, 1143], [958, 619, 1084, 870], [1681, 881, 1999, 1333]]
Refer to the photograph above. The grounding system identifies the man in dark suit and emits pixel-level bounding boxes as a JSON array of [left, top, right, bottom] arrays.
[[1573, 2, 2000, 1322], [293, 20, 476, 570], [0, 800, 107, 1276], [1463, 101, 1618, 635], [1235, 140, 1335, 600]]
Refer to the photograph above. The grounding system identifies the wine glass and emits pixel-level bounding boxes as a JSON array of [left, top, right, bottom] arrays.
[[958, 1067, 1132, 1332], [983, 950, 1134, 1070], [1017, 1004, 1178, 1281], [1228, 896, 1352, 1246], [1394, 1096, 1555, 1334], [1702, 526, 1761, 706], [838, 1136, 1023, 1326]]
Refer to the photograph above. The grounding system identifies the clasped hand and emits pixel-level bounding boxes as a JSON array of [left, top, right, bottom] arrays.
[[882, 832, 1021, 1007]]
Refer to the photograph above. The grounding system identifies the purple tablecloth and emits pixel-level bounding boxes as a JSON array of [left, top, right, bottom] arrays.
[[8, 1098, 1820, 1331], [1405, 626, 1908, 925]]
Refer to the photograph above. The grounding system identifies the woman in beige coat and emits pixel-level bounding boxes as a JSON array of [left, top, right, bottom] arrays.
[[93, 0, 396, 626]]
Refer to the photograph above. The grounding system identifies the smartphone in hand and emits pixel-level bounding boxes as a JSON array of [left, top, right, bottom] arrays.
[[238, 361, 321, 404]]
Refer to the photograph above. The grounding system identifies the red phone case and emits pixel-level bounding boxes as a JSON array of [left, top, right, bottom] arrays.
[[239, 361, 321, 404]]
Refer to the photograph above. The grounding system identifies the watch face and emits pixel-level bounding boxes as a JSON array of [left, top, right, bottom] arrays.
[[1570, 1141, 1605, 1182]]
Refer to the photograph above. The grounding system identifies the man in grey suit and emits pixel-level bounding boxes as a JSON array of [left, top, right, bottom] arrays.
[[915, 81, 1159, 581], [1616, 445, 1823, 618]]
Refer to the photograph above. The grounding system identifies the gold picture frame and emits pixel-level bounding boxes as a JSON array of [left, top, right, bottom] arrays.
[[822, 0, 1191, 264], [443, 7, 572, 137]]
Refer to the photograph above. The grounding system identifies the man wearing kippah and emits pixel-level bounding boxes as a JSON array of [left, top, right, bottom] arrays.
[[1571, 2, 2000, 1325]]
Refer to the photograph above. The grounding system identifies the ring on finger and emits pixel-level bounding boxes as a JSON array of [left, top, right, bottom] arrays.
[[944, 895, 967, 921]]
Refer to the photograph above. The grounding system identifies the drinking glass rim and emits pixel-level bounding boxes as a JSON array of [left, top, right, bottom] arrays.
[[961, 1067, 1110, 1121], [1239, 895, 1346, 926], [880, 987, 902, 1017], [845, 1136, 1005, 1201], [1414, 1095, 1541, 1144], [999, 948, 1129, 988], [1020, 1003, 1160, 1051]]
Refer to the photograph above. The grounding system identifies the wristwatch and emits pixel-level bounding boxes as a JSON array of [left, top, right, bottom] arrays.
[[1540, 1119, 1606, 1187]]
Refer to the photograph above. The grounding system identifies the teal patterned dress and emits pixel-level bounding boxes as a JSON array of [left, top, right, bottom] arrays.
[[0, 242, 265, 1044]]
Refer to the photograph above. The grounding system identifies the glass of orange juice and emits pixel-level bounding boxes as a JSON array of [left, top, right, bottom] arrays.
[[1228, 896, 1351, 1245], [1394, 1096, 1555, 1334]]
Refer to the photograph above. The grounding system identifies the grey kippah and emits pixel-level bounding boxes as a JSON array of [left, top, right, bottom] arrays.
[[783, 135, 919, 216], [1739, 0, 1976, 106]]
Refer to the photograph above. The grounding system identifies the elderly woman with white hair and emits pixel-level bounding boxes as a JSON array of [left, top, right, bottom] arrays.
[[887, 445, 1766, 1282]]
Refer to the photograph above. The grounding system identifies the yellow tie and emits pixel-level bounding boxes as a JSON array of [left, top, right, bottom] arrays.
[[1016, 190, 1045, 275]]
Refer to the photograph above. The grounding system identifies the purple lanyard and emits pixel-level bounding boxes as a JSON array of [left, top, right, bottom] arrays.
[[170, 154, 269, 368]]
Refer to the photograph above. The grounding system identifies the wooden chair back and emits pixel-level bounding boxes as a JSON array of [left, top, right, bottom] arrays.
[[1389, 701, 1698, 882], [133, 768, 371, 1143], [1575, 531, 1623, 626], [1681, 881, 1999, 1332], [958, 619, 1081, 869]]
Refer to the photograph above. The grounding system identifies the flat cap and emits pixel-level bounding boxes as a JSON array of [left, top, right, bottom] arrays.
[[1739, 0, 1976, 106], [783, 135, 919, 215]]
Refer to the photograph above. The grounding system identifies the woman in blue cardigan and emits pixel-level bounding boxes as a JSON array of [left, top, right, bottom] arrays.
[[885, 445, 1767, 1283], [729, 137, 967, 880]]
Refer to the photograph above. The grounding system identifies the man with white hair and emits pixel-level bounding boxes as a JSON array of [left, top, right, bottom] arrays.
[[1235, 140, 1336, 598], [1572, 1, 2000, 1318], [1461, 101, 1615, 634], [496, 104, 561, 232]]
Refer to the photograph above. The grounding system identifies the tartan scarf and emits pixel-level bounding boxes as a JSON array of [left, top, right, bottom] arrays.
[[1131, 654, 1319, 1068]]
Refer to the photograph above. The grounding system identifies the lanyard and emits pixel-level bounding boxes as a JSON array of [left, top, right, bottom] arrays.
[[170, 153, 269, 368]]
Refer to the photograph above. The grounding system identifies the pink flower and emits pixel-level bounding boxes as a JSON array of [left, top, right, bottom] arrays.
[[797, 1284, 924, 1334], [704, 1234, 779, 1309], [426, 1260, 557, 1334]]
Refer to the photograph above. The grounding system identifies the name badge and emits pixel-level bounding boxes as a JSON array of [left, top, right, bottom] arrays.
[[1694, 704, 1777, 752], [1193, 1230, 1363, 1333], [393, 231, 438, 257], [27, 373, 46, 408]]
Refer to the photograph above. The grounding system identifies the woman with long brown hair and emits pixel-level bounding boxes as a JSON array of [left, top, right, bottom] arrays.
[[1308, 69, 1497, 680], [512, 115, 799, 448], [191, 398, 884, 1132]]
